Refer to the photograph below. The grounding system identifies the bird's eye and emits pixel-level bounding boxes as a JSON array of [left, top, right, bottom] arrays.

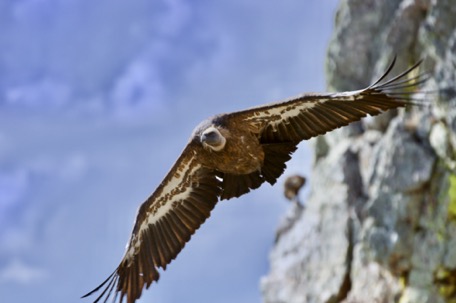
[[204, 130, 216, 138], [201, 130, 219, 143]]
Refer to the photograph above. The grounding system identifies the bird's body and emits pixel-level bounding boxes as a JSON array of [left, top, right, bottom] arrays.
[[284, 174, 306, 204], [83, 59, 427, 303], [194, 115, 265, 175]]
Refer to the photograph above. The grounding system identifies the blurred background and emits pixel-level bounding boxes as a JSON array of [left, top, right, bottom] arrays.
[[0, 1, 339, 302]]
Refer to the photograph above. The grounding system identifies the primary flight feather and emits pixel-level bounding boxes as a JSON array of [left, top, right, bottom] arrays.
[[83, 58, 426, 303]]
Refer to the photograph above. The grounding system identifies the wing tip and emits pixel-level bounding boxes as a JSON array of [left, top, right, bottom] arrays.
[[369, 56, 425, 90], [81, 269, 118, 302]]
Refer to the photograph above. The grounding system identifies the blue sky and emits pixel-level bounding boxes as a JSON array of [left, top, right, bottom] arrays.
[[0, 1, 339, 302]]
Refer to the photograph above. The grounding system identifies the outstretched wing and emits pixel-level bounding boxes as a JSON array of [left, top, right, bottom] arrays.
[[238, 58, 425, 143], [219, 58, 426, 198], [82, 145, 222, 303]]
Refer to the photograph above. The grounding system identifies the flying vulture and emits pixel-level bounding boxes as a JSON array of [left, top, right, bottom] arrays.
[[283, 174, 306, 204], [83, 58, 426, 303]]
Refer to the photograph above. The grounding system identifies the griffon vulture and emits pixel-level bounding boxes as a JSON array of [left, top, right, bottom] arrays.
[[83, 58, 426, 303]]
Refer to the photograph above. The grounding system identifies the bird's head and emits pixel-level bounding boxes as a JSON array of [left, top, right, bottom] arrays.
[[200, 126, 226, 152]]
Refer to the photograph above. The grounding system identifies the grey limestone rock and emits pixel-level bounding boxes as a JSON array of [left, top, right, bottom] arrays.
[[261, 0, 456, 302]]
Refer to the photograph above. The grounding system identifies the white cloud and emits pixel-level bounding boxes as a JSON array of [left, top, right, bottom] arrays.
[[0, 0, 195, 116], [57, 153, 89, 180], [23, 152, 89, 181], [0, 228, 34, 255], [0, 169, 28, 213], [110, 56, 167, 119], [0, 259, 48, 285], [4, 78, 72, 109], [155, 0, 191, 37]]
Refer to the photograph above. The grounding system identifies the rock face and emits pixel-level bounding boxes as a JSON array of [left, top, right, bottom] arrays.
[[261, 1, 456, 303]]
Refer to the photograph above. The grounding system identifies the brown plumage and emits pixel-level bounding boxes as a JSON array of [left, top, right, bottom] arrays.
[[82, 58, 427, 303], [284, 174, 306, 204]]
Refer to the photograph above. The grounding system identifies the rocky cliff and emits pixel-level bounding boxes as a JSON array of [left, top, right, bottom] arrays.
[[261, 1, 456, 302]]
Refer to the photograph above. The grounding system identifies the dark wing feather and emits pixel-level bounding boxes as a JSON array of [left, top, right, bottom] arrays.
[[220, 171, 263, 200], [82, 146, 222, 303], [219, 59, 425, 198], [219, 142, 297, 200], [260, 142, 297, 184], [232, 58, 425, 144]]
